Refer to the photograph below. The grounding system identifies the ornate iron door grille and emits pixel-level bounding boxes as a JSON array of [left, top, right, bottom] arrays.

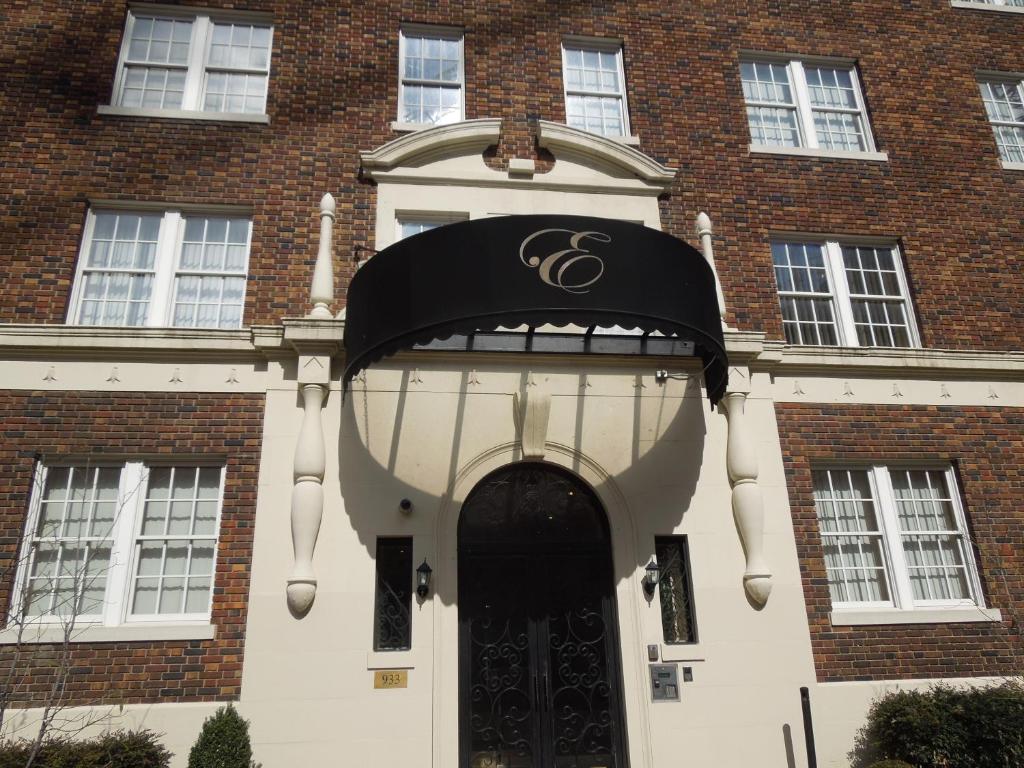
[[458, 464, 629, 768]]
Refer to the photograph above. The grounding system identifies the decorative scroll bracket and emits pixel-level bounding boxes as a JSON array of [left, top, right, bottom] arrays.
[[721, 385, 773, 606], [514, 389, 551, 459]]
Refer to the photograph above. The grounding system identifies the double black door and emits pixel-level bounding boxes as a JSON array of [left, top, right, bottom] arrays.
[[458, 464, 628, 768]]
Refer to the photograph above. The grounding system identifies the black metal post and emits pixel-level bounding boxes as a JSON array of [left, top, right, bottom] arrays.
[[800, 686, 818, 768]]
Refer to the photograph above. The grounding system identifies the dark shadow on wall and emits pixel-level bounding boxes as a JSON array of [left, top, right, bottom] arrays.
[[334, 358, 709, 606]]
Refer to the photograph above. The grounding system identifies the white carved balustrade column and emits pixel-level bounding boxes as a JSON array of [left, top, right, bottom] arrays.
[[696, 212, 727, 329], [308, 192, 336, 319], [721, 386, 773, 605], [287, 380, 327, 614], [284, 191, 340, 615]]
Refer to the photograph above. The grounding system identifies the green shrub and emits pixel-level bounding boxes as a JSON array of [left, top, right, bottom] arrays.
[[188, 704, 259, 768], [0, 729, 171, 768], [868, 761, 915, 768], [851, 680, 1024, 768]]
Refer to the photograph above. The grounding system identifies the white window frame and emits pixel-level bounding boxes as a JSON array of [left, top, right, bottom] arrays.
[[977, 75, 1024, 170], [742, 55, 886, 161], [951, 0, 1024, 13], [394, 211, 469, 242], [8, 462, 224, 634], [395, 24, 465, 130], [772, 239, 920, 348], [67, 206, 252, 329], [816, 466, 987, 615], [100, 6, 273, 122], [561, 38, 632, 139]]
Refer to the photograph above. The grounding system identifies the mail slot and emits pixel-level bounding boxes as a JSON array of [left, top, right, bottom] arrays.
[[649, 663, 679, 701]]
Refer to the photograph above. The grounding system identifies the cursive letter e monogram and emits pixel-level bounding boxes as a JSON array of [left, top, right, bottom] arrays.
[[518, 229, 610, 294]]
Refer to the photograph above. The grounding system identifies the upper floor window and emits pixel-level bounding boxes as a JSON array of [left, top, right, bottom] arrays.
[[394, 212, 468, 244], [772, 240, 919, 348], [741, 58, 880, 156], [562, 40, 630, 137], [69, 209, 251, 329], [952, 0, 1024, 10], [979, 78, 1024, 167], [398, 26, 464, 127], [13, 462, 223, 625], [111, 9, 272, 116], [812, 467, 983, 611]]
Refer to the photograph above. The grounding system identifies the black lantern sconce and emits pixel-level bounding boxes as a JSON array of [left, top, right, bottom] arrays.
[[416, 559, 433, 598], [643, 558, 660, 596]]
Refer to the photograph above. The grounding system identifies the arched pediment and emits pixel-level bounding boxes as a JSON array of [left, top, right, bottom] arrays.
[[359, 118, 502, 173], [359, 119, 677, 194], [535, 121, 676, 187]]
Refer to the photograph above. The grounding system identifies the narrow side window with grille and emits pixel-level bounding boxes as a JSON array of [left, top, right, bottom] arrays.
[[373, 537, 413, 651], [655, 536, 698, 644]]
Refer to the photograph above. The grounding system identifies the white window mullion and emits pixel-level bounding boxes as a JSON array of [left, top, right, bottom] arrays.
[[104, 462, 144, 625], [847, 67, 876, 152], [181, 15, 209, 110], [944, 467, 985, 606], [11, 463, 48, 621], [67, 213, 99, 324], [824, 241, 857, 345], [790, 61, 819, 149], [890, 244, 921, 347], [206, 465, 227, 616], [872, 466, 914, 609], [147, 211, 181, 326]]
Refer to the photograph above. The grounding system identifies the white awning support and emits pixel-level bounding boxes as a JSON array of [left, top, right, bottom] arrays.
[[721, 385, 773, 606], [696, 212, 727, 330], [308, 192, 336, 319]]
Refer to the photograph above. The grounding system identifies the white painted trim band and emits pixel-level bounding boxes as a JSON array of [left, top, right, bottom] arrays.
[[1002, 160, 1024, 170], [830, 607, 1003, 626], [97, 105, 270, 124], [0, 623, 217, 644], [951, 0, 1024, 13], [749, 144, 889, 162]]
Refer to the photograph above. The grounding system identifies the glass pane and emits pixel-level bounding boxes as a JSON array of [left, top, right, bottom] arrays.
[[132, 578, 158, 614], [159, 577, 185, 613], [189, 545, 215, 576], [136, 542, 164, 576], [185, 578, 212, 613], [163, 542, 188, 575], [80, 546, 111, 614], [374, 537, 413, 651], [168, 500, 193, 535], [141, 500, 168, 535], [172, 468, 196, 499], [655, 537, 697, 644]]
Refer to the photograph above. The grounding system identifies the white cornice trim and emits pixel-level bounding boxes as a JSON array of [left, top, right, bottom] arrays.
[[360, 119, 502, 177], [97, 105, 270, 124], [749, 144, 888, 162], [0, 622, 217, 644], [831, 607, 1003, 626], [0, 324, 260, 357], [537, 121, 677, 188], [757, 342, 1024, 378], [951, 0, 1024, 13]]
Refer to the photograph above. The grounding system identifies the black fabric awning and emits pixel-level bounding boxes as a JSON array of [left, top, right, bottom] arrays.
[[343, 215, 728, 403]]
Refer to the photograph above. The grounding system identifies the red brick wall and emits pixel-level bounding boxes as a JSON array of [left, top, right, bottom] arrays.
[[0, 391, 263, 706], [777, 403, 1024, 682], [1, 1, 1022, 348]]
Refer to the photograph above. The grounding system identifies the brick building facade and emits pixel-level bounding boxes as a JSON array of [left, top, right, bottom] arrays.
[[1, 1, 1021, 766]]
